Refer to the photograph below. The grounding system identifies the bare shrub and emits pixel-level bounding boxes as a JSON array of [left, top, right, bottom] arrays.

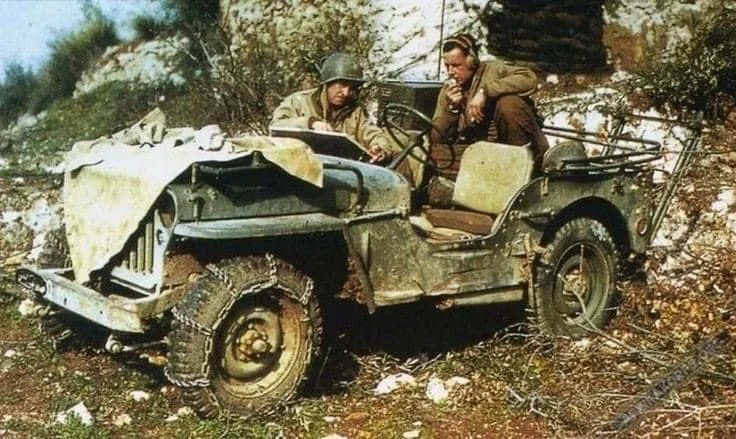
[[31, 5, 119, 113], [181, 0, 384, 135], [132, 0, 219, 41], [631, 8, 736, 118], [131, 15, 173, 41]]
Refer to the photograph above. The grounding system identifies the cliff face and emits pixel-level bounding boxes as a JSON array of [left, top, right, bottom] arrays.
[[73, 36, 191, 97], [219, 0, 724, 75], [71, 0, 726, 94]]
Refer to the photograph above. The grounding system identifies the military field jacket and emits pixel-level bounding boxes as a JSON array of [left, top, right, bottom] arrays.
[[431, 60, 538, 144], [270, 86, 396, 155]]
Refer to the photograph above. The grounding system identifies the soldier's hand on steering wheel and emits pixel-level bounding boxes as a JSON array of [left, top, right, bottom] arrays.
[[367, 145, 390, 164]]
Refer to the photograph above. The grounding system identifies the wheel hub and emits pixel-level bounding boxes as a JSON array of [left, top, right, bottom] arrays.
[[236, 327, 271, 360], [221, 307, 283, 380], [556, 247, 594, 316], [563, 269, 589, 298]]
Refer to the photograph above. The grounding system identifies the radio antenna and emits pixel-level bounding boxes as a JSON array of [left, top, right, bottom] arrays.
[[437, 0, 446, 79]]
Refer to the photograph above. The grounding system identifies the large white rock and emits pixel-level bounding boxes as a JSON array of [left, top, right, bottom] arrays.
[[74, 36, 191, 97], [55, 402, 93, 426], [425, 376, 449, 404], [373, 372, 417, 395]]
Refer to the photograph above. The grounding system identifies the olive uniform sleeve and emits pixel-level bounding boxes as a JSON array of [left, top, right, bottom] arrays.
[[431, 84, 461, 144], [269, 93, 315, 130], [348, 107, 399, 157], [479, 61, 538, 99]]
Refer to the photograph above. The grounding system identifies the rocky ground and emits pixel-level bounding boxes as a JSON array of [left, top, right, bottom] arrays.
[[1, 80, 735, 438]]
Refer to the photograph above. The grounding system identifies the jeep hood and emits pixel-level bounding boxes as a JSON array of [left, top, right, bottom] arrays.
[[64, 117, 323, 284]]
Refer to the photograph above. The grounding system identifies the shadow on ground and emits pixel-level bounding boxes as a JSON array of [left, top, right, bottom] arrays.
[[316, 299, 528, 393]]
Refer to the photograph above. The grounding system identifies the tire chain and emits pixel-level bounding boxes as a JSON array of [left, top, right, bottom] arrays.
[[165, 253, 316, 417]]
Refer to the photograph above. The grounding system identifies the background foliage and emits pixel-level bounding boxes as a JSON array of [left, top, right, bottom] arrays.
[[0, 4, 119, 130], [30, 4, 119, 113], [1, 0, 735, 138], [180, 0, 383, 134], [0, 63, 38, 128], [630, 9, 736, 117], [132, 0, 219, 40]]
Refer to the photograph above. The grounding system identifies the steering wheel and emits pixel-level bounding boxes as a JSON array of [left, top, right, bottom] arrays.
[[379, 103, 454, 171]]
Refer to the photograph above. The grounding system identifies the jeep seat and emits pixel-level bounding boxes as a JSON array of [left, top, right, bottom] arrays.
[[422, 141, 535, 236]]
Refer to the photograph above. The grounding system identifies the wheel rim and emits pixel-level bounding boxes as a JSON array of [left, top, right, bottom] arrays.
[[215, 292, 308, 398], [552, 242, 610, 325]]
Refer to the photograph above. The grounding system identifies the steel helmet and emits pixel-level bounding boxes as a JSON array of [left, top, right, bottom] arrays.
[[320, 52, 364, 84]]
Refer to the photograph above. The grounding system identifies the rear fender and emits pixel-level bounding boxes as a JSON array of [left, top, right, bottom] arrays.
[[504, 176, 651, 256]]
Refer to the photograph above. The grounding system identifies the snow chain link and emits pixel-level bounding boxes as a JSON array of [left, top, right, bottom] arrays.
[[166, 253, 313, 403]]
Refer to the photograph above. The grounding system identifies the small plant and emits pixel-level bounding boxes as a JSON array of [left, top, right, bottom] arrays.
[[30, 4, 119, 113], [131, 15, 172, 41], [42, 415, 109, 439], [0, 62, 38, 129], [630, 8, 736, 118]]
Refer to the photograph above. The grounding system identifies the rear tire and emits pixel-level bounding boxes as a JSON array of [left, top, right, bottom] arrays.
[[166, 254, 322, 418], [532, 218, 619, 337]]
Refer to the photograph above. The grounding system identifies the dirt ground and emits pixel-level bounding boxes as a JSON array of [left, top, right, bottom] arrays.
[[1, 104, 735, 438]]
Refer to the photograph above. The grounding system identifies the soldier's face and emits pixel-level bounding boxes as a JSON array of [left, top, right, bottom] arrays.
[[326, 80, 359, 108], [443, 47, 475, 86]]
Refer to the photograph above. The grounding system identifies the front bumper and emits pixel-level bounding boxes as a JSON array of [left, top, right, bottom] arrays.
[[16, 266, 178, 333]]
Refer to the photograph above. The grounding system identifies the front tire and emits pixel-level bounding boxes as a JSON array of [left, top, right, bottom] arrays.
[[166, 254, 322, 418], [532, 218, 619, 337]]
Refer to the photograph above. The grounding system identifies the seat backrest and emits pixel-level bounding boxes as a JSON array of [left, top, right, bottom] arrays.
[[452, 141, 534, 215]]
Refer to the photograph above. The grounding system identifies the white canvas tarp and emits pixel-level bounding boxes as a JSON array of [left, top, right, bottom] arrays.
[[63, 110, 323, 283]]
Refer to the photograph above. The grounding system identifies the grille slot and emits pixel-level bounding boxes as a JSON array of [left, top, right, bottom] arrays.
[[121, 219, 155, 273]]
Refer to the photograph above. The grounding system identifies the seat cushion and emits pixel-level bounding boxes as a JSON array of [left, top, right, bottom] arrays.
[[424, 208, 494, 235], [409, 215, 479, 241]]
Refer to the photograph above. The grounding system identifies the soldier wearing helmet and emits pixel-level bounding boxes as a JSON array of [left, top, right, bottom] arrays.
[[270, 52, 396, 164], [432, 33, 548, 173]]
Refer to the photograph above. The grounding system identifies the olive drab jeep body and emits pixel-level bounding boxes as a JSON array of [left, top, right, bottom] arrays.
[[16, 81, 703, 419]]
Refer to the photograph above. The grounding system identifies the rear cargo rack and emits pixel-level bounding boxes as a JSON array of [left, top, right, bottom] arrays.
[[544, 110, 704, 239], [542, 111, 703, 176]]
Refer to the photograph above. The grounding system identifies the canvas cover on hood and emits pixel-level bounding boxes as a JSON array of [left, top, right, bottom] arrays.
[[64, 109, 323, 283]]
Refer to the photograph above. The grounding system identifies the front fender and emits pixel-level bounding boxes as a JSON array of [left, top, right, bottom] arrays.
[[174, 212, 346, 239]]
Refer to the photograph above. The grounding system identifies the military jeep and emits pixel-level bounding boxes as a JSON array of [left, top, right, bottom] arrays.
[[16, 82, 701, 418]]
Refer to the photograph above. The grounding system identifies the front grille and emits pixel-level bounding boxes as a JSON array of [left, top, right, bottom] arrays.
[[120, 219, 155, 273]]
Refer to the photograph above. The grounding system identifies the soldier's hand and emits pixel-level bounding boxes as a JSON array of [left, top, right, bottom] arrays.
[[468, 90, 487, 124], [446, 83, 464, 107], [367, 145, 390, 164], [312, 121, 334, 131]]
